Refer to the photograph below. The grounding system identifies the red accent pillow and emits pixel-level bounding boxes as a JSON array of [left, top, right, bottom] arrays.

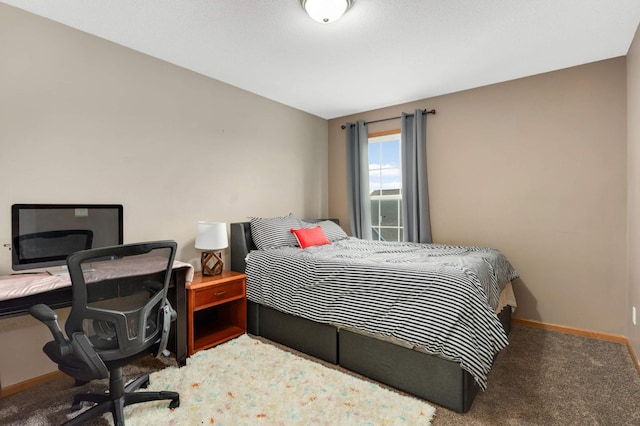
[[290, 226, 331, 249]]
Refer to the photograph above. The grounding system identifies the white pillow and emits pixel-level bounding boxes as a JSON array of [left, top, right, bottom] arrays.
[[301, 220, 349, 242], [250, 214, 302, 250]]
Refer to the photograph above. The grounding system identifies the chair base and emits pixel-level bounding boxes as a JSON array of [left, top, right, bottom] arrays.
[[65, 367, 179, 426]]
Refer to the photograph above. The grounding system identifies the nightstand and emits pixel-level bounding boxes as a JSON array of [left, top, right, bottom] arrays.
[[187, 270, 247, 355]]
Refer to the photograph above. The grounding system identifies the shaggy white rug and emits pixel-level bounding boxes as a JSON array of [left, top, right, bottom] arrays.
[[114, 334, 436, 425]]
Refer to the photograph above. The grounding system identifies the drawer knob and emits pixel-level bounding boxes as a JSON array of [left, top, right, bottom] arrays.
[[214, 291, 227, 296]]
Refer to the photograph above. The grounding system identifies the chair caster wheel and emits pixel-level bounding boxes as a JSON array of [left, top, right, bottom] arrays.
[[169, 399, 180, 409]]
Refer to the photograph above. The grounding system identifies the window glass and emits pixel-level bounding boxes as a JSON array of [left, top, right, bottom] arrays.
[[368, 132, 402, 241]]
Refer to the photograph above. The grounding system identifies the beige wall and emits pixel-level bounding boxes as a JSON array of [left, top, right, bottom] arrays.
[[627, 24, 640, 364], [329, 58, 628, 336], [0, 4, 327, 387]]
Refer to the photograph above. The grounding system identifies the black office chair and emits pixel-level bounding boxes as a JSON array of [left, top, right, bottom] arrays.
[[30, 241, 180, 425]]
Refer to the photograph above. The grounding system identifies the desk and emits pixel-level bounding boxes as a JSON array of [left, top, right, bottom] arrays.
[[0, 265, 192, 366]]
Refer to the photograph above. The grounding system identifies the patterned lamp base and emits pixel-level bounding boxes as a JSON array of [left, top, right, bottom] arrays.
[[201, 251, 223, 276]]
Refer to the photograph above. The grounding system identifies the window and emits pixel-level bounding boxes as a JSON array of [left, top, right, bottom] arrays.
[[368, 131, 402, 241]]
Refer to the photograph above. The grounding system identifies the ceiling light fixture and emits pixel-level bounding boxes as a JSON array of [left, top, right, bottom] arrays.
[[301, 0, 353, 24]]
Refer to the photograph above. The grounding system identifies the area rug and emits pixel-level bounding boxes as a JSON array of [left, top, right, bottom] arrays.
[[108, 335, 436, 425]]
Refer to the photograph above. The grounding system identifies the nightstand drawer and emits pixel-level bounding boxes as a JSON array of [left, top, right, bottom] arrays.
[[194, 280, 243, 306]]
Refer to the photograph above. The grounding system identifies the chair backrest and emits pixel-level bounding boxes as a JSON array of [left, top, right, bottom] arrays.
[[65, 241, 177, 362]]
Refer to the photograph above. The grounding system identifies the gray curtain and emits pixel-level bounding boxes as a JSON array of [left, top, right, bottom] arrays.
[[401, 109, 432, 243], [345, 120, 372, 239]]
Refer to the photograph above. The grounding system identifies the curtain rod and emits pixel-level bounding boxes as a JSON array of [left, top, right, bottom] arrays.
[[341, 108, 436, 129]]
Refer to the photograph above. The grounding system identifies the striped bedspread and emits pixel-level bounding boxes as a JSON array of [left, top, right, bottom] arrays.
[[245, 238, 519, 389]]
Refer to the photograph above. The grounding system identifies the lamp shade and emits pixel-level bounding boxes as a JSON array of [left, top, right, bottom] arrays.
[[195, 221, 228, 251], [301, 0, 352, 23]]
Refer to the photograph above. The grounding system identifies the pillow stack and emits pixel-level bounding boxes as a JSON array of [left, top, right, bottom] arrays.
[[249, 215, 349, 250]]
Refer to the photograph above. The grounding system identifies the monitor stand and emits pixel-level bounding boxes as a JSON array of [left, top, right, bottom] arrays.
[[48, 265, 69, 276], [48, 264, 95, 276]]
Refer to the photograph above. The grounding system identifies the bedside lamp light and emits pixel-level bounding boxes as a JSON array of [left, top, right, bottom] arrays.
[[195, 221, 228, 276]]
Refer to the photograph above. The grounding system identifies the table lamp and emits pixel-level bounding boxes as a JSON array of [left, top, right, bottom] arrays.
[[195, 221, 228, 276]]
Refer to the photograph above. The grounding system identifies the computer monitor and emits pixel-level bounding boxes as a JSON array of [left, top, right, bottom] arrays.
[[11, 204, 123, 271]]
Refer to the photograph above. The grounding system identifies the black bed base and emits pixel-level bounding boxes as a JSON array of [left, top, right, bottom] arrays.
[[248, 300, 338, 363], [339, 329, 480, 412], [247, 299, 512, 413]]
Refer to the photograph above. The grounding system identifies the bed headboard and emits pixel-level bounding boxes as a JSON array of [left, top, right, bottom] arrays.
[[229, 219, 339, 273]]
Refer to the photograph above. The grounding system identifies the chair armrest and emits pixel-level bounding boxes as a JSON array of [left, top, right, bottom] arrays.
[[153, 303, 175, 357], [29, 303, 57, 322], [165, 299, 177, 321], [70, 332, 109, 380], [29, 303, 71, 357]]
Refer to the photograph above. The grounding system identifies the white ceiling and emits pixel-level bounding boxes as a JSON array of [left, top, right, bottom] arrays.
[[3, 0, 640, 119]]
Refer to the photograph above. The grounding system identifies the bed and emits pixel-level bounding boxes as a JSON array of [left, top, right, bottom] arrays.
[[230, 217, 518, 413]]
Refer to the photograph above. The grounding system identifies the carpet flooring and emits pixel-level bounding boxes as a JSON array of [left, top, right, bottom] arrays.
[[1, 323, 639, 425]]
